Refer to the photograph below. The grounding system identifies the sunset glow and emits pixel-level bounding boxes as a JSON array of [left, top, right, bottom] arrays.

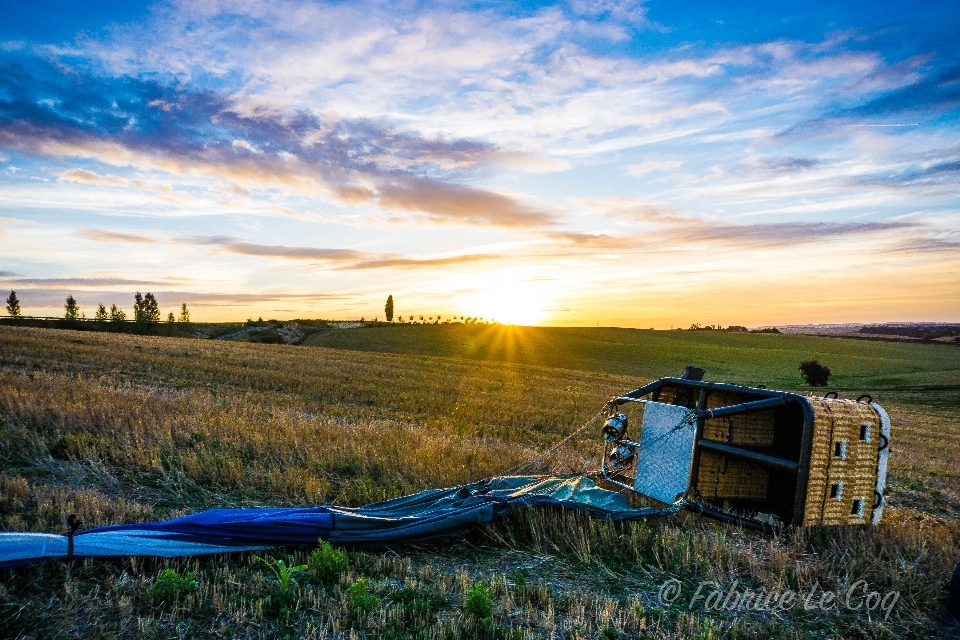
[[461, 277, 557, 327]]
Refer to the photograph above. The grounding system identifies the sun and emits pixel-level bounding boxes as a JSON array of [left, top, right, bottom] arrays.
[[460, 279, 554, 326]]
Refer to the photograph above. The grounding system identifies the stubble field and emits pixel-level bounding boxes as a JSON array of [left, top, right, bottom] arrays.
[[1, 325, 958, 638]]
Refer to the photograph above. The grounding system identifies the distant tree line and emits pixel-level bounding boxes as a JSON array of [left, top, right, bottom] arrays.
[[4, 290, 191, 327], [379, 294, 496, 325], [681, 323, 780, 333], [859, 324, 960, 340]]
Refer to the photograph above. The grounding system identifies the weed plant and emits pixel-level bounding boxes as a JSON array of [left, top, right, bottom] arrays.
[[309, 540, 350, 585], [148, 567, 198, 605]]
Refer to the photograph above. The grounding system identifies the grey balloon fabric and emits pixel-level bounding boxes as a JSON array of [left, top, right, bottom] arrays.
[[0, 475, 678, 569]]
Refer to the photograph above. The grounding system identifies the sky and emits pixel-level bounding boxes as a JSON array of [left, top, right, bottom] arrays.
[[0, 0, 958, 327]]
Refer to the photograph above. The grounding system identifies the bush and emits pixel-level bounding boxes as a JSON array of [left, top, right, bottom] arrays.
[[149, 568, 198, 602], [346, 577, 379, 614], [799, 359, 831, 386], [464, 581, 492, 622], [309, 540, 349, 584]]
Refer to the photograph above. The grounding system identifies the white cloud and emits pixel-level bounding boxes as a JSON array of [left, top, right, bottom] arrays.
[[626, 159, 685, 177]]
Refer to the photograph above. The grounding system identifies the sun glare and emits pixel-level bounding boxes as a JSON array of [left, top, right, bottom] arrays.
[[461, 280, 554, 326]]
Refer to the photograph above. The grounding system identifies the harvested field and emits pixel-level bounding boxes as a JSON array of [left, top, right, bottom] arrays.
[[1, 326, 959, 638]]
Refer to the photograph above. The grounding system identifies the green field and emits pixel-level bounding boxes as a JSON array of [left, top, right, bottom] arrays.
[[303, 325, 960, 402], [1, 325, 959, 638]]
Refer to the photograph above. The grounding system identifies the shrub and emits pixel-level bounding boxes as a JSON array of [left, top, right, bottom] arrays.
[[309, 540, 349, 584], [464, 581, 492, 622], [799, 359, 831, 386], [346, 577, 379, 614], [149, 568, 198, 602]]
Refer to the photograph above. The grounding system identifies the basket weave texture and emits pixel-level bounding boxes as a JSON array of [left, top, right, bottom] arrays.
[[802, 397, 881, 526], [696, 450, 769, 499], [703, 392, 776, 446]]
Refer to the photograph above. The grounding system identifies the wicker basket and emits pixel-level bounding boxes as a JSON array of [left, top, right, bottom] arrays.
[[614, 376, 890, 528]]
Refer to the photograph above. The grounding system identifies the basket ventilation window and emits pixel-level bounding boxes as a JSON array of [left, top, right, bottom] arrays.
[[834, 440, 847, 460], [830, 482, 843, 500], [851, 498, 864, 517], [859, 423, 871, 442]]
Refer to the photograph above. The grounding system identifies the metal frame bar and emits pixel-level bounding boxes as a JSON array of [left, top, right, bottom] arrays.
[[696, 440, 799, 473], [686, 503, 777, 533], [693, 396, 789, 420], [599, 457, 636, 492]]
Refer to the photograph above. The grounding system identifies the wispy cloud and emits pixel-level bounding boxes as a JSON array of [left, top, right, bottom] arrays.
[[78, 227, 508, 271], [79, 228, 156, 243], [182, 236, 367, 262], [0, 276, 175, 287], [625, 159, 685, 177], [60, 168, 127, 185], [679, 220, 917, 248], [0, 53, 555, 228], [345, 253, 503, 270]]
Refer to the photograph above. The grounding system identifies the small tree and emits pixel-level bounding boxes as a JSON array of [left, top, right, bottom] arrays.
[[143, 293, 160, 322], [178, 303, 190, 323], [134, 292, 161, 323], [6, 291, 21, 317], [95, 304, 109, 322], [167, 311, 176, 323], [64, 295, 80, 320], [133, 292, 144, 322], [799, 359, 831, 386], [109, 304, 126, 323], [385, 295, 394, 322]]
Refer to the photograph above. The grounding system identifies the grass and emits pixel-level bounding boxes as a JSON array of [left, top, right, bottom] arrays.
[[1, 325, 959, 638], [302, 325, 960, 405]]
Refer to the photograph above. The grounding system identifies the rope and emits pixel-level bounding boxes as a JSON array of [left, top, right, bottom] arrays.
[[506, 400, 698, 477], [506, 407, 607, 476]]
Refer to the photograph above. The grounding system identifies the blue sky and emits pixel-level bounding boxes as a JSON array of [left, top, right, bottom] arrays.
[[1, 0, 958, 326]]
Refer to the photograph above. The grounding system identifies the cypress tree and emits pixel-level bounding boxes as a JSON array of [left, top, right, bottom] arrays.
[[385, 295, 394, 322]]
